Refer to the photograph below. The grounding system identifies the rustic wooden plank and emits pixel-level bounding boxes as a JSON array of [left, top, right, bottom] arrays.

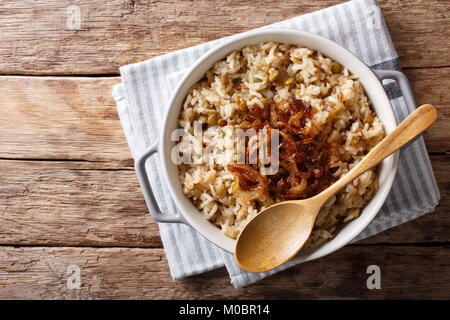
[[0, 69, 448, 162], [0, 160, 161, 247], [0, 245, 448, 299], [0, 76, 130, 163], [357, 206, 449, 244], [0, 0, 448, 75], [424, 105, 449, 154], [0, 155, 447, 247], [405, 68, 450, 153], [382, 0, 450, 69]]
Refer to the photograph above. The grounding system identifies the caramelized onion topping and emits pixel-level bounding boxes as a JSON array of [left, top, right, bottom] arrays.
[[229, 97, 340, 200], [228, 163, 269, 194]]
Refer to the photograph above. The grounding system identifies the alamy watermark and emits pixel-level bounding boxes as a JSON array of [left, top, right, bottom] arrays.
[[66, 5, 81, 30], [365, 5, 383, 30], [171, 121, 280, 175], [66, 264, 81, 289], [366, 265, 381, 290]]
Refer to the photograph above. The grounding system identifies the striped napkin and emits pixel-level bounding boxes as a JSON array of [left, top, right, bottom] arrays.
[[112, 0, 440, 288]]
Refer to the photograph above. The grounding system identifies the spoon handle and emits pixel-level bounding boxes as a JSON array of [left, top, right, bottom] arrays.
[[316, 104, 437, 202]]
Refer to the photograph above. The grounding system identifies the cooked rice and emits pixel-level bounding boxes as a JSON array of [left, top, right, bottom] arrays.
[[176, 41, 384, 248]]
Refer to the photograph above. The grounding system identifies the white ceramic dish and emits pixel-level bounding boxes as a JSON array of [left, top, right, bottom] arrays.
[[136, 29, 408, 265]]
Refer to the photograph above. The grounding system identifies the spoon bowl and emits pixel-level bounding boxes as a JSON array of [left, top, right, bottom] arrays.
[[235, 201, 320, 273], [235, 104, 437, 273]]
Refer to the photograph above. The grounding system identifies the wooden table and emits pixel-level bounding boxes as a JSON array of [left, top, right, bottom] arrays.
[[0, 0, 448, 299]]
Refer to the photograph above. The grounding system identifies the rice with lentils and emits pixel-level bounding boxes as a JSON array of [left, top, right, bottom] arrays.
[[176, 41, 384, 248]]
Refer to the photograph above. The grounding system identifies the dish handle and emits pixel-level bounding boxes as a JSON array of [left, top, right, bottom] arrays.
[[135, 142, 187, 224], [373, 69, 416, 110]]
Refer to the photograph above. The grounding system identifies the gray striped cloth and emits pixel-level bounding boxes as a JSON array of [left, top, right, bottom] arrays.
[[112, 0, 440, 288]]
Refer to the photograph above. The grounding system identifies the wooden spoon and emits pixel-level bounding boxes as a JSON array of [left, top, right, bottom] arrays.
[[235, 104, 437, 273]]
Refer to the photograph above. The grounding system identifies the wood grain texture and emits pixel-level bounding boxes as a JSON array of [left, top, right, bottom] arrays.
[[0, 155, 447, 247], [404, 68, 450, 153], [0, 245, 448, 299], [0, 68, 448, 162], [0, 160, 161, 247], [0, 0, 448, 299], [0, 0, 448, 75], [0, 76, 129, 163]]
